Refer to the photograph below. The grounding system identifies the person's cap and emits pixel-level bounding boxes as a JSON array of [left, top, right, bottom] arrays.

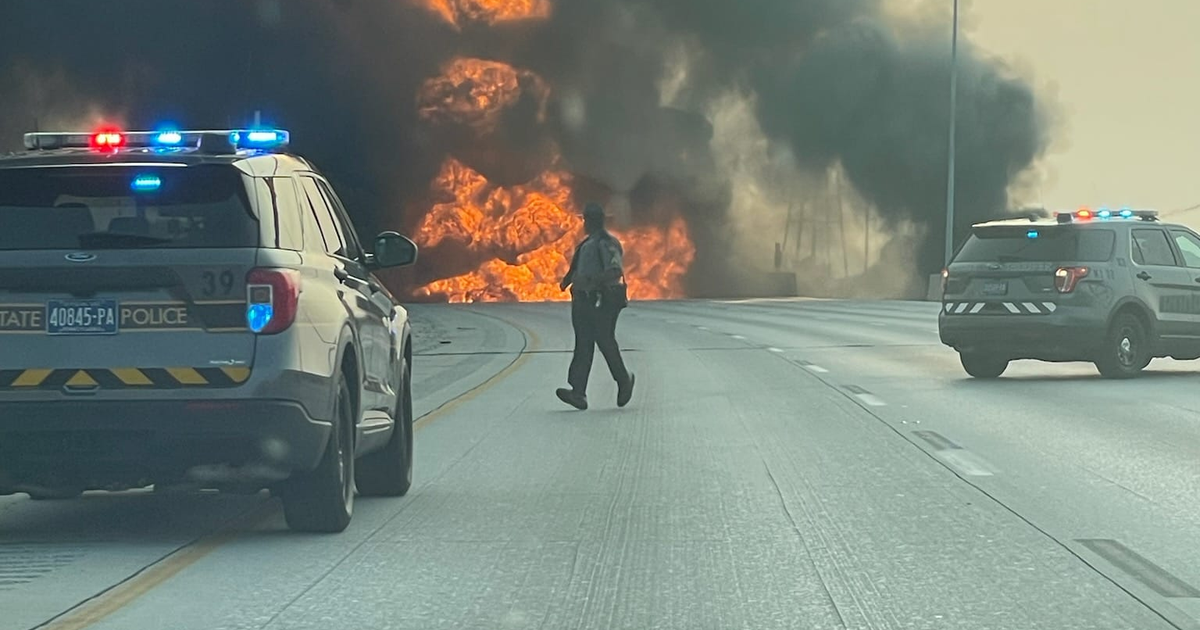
[[583, 202, 605, 220]]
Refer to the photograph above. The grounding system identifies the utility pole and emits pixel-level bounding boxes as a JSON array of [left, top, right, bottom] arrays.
[[864, 210, 870, 275], [835, 170, 849, 277], [808, 203, 817, 261], [781, 200, 794, 254], [824, 199, 832, 272], [943, 0, 959, 266]]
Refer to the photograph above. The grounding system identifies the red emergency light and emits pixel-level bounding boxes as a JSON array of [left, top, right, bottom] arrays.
[[89, 129, 126, 151]]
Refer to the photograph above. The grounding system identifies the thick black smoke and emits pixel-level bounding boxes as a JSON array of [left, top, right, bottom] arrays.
[[0, 0, 1048, 296], [755, 18, 1046, 274]]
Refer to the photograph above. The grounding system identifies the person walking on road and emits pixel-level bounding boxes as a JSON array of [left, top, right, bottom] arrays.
[[556, 202, 635, 410]]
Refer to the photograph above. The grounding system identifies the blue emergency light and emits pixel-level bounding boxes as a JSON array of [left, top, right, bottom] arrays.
[[131, 174, 162, 192], [154, 131, 183, 146], [229, 129, 289, 150], [246, 303, 274, 333]]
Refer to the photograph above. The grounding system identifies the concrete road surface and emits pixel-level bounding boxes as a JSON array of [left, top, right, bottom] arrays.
[[2, 300, 1199, 630]]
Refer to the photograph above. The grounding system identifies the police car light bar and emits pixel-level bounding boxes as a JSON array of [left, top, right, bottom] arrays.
[[23, 128, 291, 152], [1055, 208, 1158, 223]]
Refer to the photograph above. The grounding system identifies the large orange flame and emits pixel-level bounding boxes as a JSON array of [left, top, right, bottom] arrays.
[[411, 56, 695, 302], [413, 158, 695, 303], [413, 0, 552, 27]]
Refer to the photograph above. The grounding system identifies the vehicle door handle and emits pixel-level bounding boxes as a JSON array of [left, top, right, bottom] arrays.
[[1137, 271, 1152, 281], [334, 267, 369, 290]]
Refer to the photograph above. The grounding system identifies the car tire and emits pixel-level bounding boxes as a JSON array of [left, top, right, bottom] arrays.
[[1095, 313, 1149, 379], [282, 376, 355, 533], [960, 352, 1009, 379], [356, 360, 414, 497]]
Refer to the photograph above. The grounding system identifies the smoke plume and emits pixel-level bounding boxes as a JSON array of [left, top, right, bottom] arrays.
[[0, 0, 1049, 297]]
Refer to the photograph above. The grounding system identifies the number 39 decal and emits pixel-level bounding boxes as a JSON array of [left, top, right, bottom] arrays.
[[200, 270, 237, 297]]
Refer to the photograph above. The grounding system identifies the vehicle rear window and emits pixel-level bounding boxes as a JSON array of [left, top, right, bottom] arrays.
[[0, 165, 258, 250], [954, 227, 1116, 263]]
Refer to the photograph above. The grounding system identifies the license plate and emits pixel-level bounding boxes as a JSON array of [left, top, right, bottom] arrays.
[[982, 281, 1009, 296], [46, 299, 119, 335]]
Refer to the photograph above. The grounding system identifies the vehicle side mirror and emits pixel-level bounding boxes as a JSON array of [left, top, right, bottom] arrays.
[[372, 232, 418, 269]]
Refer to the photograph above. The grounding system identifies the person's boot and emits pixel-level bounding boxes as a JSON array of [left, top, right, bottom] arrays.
[[556, 388, 588, 410], [617, 373, 635, 408]]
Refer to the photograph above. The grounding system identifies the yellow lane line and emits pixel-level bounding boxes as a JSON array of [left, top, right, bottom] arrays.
[[413, 316, 540, 431], [40, 504, 274, 630], [38, 309, 538, 628]]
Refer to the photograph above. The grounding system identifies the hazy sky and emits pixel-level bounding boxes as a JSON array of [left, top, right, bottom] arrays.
[[967, 0, 1200, 225]]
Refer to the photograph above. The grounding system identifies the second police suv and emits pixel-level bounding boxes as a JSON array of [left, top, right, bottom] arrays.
[[0, 127, 419, 532], [941, 207, 1200, 379]]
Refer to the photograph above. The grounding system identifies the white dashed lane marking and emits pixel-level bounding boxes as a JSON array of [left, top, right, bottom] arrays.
[[767, 347, 784, 353], [843, 384, 886, 406], [1077, 539, 1200, 598], [912, 430, 996, 477], [792, 360, 830, 374]]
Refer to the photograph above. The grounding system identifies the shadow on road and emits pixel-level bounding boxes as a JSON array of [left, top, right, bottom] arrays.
[[952, 368, 1197, 385], [0, 490, 268, 543]]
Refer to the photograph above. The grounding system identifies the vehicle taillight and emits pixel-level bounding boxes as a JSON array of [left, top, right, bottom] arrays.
[[1054, 266, 1089, 293], [941, 268, 950, 294], [246, 268, 300, 334]]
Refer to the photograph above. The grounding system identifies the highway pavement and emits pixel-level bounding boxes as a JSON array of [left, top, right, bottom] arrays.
[[2, 299, 1199, 629]]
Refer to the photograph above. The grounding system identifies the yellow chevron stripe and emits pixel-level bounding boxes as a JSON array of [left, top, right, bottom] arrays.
[[220, 367, 251, 384], [65, 370, 98, 387], [4, 366, 253, 389], [165, 367, 207, 386], [12, 369, 52, 387], [111, 368, 153, 386]]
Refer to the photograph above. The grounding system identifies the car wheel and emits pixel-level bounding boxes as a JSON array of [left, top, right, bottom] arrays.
[[1095, 313, 1149, 379], [282, 376, 355, 533], [959, 352, 1009, 379], [355, 360, 413, 497]]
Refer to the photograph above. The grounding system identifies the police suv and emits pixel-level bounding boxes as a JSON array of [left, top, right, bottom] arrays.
[[940, 208, 1200, 379], [0, 128, 418, 532]]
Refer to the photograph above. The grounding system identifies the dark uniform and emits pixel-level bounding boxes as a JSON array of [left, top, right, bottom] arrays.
[[556, 204, 635, 410]]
